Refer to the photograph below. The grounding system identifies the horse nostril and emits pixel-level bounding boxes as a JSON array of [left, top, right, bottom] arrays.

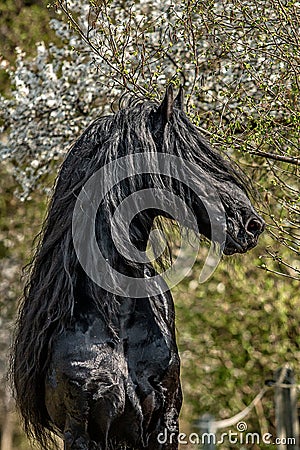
[[246, 217, 264, 235]]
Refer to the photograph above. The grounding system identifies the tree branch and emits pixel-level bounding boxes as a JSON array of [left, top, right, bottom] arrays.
[[248, 150, 300, 165]]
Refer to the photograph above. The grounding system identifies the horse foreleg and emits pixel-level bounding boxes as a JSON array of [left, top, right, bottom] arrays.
[[62, 380, 97, 450], [63, 413, 98, 450]]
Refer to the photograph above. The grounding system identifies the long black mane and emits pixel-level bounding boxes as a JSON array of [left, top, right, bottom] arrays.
[[12, 96, 248, 448]]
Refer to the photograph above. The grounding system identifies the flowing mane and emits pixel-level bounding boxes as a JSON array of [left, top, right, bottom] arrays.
[[12, 90, 263, 450]]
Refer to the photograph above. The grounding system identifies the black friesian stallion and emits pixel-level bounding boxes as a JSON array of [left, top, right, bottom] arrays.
[[12, 87, 264, 449]]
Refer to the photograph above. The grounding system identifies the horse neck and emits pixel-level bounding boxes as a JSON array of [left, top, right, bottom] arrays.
[[129, 209, 157, 252], [96, 209, 156, 274]]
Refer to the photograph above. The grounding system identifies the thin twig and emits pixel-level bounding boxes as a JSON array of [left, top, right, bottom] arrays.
[[248, 150, 300, 165]]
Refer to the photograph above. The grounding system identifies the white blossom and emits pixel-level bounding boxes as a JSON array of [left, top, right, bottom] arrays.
[[0, 0, 298, 200]]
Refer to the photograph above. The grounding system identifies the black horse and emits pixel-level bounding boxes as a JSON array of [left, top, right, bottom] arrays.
[[12, 86, 264, 450]]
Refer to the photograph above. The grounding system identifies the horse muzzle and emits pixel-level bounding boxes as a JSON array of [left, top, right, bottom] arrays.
[[223, 215, 265, 255]]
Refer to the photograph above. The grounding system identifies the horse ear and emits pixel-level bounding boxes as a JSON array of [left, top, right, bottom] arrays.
[[174, 85, 184, 111], [157, 85, 174, 125]]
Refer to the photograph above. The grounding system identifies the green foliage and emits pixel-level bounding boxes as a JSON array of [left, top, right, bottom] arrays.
[[175, 239, 299, 447], [0, 0, 59, 93], [0, 163, 47, 314], [0, 164, 48, 448]]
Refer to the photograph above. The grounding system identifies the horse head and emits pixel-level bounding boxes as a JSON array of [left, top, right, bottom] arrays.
[[150, 85, 265, 257]]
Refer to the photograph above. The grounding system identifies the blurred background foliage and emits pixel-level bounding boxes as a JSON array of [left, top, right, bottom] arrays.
[[0, 0, 58, 93], [0, 1, 299, 449]]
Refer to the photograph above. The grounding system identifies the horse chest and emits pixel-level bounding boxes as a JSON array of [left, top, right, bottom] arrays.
[[45, 297, 180, 447]]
